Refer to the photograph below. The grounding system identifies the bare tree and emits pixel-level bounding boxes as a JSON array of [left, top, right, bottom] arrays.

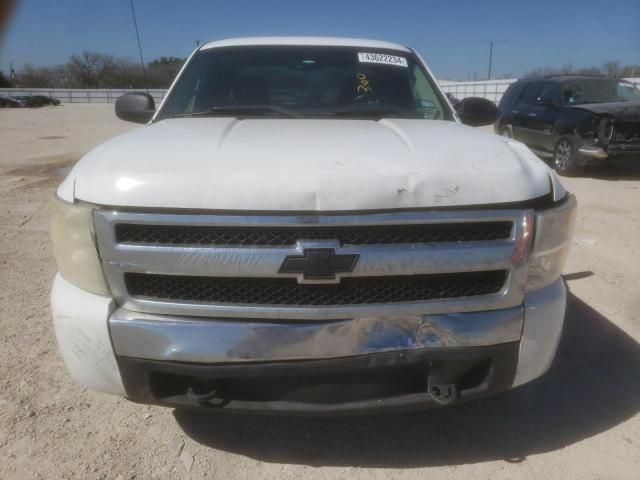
[[0, 70, 11, 87], [13, 52, 638, 89], [524, 60, 640, 79], [560, 63, 574, 75], [147, 57, 184, 87], [621, 65, 640, 77], [602, 60, 621, 77], [15, 64, 54, 87], [49, 65, 73, 87], [12, 53, 184, 89], [66, 52, 116, 88], [575, 66, 602, 75], [107, 58, 146, 88], [524, 66, 561, 78]]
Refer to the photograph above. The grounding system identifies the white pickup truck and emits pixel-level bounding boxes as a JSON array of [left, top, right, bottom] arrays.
[[51, 37, 576, 414]]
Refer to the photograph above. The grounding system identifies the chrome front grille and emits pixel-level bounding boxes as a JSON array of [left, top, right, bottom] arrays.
[[94, 209, 533, 320], [125, 271, 508, 306], [115, 221, 514, 246]]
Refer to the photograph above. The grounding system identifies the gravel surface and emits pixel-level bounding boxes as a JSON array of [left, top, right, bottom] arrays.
[[1, 104, 638, 479]]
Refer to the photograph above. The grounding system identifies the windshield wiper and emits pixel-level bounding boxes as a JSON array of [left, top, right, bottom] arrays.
[[172, 105, 301, 119], [331, 104, 418, 119]]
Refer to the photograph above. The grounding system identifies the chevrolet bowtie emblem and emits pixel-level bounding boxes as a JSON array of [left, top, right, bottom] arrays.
[[279, 248, 359, 281]]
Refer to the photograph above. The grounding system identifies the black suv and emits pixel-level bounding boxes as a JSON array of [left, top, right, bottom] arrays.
[[495, 75, 640, 175]]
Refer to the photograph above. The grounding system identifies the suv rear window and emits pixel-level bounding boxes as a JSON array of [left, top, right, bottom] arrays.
[[158, 46, 450, 121]]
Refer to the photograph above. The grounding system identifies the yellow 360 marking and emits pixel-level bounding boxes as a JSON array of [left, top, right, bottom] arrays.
[[356, 73, 374, 94]]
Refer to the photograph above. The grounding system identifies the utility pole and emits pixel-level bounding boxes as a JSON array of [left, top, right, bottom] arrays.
[[488, 41, 493, 80]]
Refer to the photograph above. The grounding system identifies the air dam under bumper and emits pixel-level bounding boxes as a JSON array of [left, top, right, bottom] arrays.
[[52, 274, 566, 414]]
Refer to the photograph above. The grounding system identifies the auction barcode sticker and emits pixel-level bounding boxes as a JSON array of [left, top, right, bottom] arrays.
[[358, 52, 408, 67]]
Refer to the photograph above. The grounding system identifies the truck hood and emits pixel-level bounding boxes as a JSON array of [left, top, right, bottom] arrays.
[[568, 100, 640, 119], [61, 118, 553, 211]]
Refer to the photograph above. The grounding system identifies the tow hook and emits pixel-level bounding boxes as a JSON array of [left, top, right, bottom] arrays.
[[187, 385, 226, 407], [427, 365, 459, 406]]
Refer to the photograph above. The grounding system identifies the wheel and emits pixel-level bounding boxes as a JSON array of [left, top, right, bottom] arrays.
[[553, 137, 582, 176], [500, 126, 512, 138]]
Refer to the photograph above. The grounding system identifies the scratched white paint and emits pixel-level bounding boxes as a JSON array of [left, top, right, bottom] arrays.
[[51, 274, 126, 395], [59, 118, 552, 210]]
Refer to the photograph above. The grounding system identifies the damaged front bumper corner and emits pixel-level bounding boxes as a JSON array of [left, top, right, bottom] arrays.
[[52, 273, 566, 414]]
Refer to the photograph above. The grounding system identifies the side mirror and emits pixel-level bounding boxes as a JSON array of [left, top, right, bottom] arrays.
[[455, 97, 499, 127], [115, 92, 155, 124]]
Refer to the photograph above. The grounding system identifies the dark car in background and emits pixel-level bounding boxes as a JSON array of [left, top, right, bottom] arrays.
[[495, 75, 640, 175], [0, 95, 61, 108], [10, 95, 39, 107], [31, 95, 61, 106], [0, 96, 20, 107]]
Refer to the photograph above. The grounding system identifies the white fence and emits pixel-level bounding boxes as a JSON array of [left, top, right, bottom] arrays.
[[2, 83, 514, 105], [439, 79, 516, 104], [439, 77, 640, 105], [0, 87, 167, 104], [2, 77, 640, 106]]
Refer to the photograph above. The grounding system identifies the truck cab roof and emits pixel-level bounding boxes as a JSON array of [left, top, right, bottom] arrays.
[[200, 36, 411, 52]]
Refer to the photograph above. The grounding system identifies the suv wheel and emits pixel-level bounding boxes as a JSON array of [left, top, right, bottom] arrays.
[[553, 138, 582, 176]]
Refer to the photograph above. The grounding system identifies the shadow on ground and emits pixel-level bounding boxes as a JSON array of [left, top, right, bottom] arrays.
[[581, 161, 640, 181], [174, 292, 640, 467]]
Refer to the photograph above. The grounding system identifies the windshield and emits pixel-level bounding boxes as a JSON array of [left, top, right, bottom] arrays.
[[561, 79, 640, 105], [157, 46, 450, 121]]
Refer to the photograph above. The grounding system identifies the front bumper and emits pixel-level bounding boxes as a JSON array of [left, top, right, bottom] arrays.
[[607, 143, 640, 163], [577, 145, 609, 165], [51, 274, 566, 414], [578, 143, 640, 165], [119, 344, 520, 415]]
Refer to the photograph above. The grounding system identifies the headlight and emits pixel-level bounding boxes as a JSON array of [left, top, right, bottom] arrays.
[[526, 194, 577, 291], [51, 196, 110, 296]]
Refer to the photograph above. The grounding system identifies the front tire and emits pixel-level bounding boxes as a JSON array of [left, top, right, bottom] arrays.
[[553, 137, 582, 176]]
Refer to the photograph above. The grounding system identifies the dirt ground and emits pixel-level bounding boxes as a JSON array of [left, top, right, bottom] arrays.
[[0, 104, 638, 480]]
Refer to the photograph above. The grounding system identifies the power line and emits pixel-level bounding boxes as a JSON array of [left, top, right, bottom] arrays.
[[129, 0, 149, 93]]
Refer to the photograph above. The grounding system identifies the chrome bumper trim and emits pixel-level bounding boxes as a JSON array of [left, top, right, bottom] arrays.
[[578, 146, 608, 159], [109, 306, 523, 363]]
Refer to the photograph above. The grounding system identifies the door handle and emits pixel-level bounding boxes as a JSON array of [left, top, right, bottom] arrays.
[[528, 113, 537, 117], [512, 110, 519, 114]]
